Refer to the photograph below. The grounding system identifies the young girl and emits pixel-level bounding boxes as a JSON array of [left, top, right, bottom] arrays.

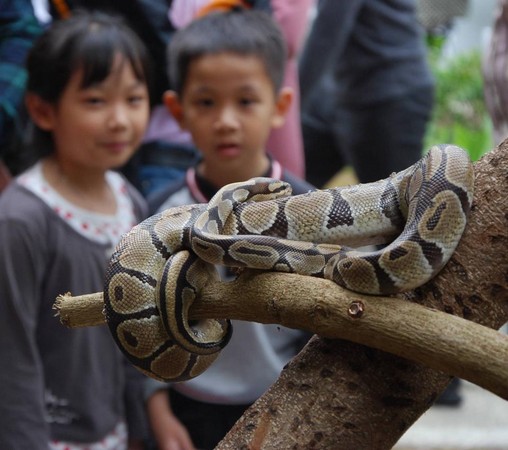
[[0, 12, 150, 449]]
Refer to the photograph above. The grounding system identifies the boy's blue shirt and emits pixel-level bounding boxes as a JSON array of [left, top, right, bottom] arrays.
[[148, 158, 314, 215]]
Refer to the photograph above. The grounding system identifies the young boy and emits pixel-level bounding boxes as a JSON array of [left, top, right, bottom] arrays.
[[145, 7, 314, 450]]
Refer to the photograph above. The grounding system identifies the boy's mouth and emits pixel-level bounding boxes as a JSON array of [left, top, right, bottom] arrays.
[[216, 142, 241, 157]]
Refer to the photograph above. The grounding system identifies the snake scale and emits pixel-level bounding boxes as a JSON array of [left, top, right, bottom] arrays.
[[103, 144, 474, 382]]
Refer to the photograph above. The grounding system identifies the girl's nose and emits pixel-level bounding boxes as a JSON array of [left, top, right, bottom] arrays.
[[107, 104, 129, 129]]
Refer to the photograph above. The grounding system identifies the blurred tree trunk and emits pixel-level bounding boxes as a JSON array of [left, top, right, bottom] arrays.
[[216, 141, 508, 449]]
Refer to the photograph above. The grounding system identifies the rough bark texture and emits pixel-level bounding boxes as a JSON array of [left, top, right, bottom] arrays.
[[216, 141, 508, 449]]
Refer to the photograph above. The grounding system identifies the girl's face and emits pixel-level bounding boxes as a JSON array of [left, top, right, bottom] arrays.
[[40, 55, 149, 175]]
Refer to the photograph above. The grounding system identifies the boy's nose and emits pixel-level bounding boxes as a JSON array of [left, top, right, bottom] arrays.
[[215, 106, 238, 131]]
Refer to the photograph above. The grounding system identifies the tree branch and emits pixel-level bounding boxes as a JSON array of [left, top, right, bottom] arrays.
[[55, 270, 508, 400]]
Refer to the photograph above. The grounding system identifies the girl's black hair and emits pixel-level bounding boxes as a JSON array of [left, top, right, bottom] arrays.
[[27, 10, 151, 101], [23, 10, 152, 160], [167, 9, 287, 96]]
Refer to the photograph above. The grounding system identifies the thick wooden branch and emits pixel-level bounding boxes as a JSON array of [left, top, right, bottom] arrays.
[[55, 140, 508, 449]]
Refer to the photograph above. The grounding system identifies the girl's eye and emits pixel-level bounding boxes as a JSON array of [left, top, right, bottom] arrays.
[[128, 95, 146, 105], [84, 96, 104, 105]]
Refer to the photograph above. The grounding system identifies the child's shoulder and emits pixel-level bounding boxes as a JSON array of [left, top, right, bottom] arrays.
[[0, 180, 55, 248], [0, 179, 49, 222]]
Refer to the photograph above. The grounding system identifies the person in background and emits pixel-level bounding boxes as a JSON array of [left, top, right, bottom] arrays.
[[0, 0, 42, 192], [299, 0, 463, 408], [483, 0, 508, 144], [144, 8, 313, 450], [299, 0, 435, 187], [0, 12, 151, 449]]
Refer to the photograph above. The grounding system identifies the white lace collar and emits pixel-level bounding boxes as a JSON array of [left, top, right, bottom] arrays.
[[17, 162, 137, 247]]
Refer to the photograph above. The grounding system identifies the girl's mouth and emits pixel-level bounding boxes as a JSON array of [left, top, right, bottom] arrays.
[[103, 141, 131, 154]]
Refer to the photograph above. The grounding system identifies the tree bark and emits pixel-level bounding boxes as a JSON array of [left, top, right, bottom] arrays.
[[55, 141, 508, 449]]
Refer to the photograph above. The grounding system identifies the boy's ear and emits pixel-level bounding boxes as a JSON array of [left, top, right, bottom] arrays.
[[271, 86, 293, 129], [25, 93, 55, 131], [163, 90, 186, 129]]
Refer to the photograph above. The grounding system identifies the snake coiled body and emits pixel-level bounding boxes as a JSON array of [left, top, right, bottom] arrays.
[[104, 144, 474, 381]]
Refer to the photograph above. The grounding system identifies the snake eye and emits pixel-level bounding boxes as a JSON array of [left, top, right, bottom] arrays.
[[122, 330, 138, 348]]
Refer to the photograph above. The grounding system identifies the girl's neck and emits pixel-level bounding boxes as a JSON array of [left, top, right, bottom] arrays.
[[42, 156, 117, 215]]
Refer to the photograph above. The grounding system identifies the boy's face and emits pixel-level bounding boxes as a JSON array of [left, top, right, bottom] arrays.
[[165, 52, 291, 175]]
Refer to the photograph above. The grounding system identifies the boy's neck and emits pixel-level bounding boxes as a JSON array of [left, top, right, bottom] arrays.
[[197, 154, 271, 189]]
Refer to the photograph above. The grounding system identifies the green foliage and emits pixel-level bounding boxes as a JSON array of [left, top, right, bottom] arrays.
[[424, 37, 493, 160]]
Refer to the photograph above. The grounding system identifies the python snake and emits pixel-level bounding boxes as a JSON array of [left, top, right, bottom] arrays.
[[103, 144, 474, 382]]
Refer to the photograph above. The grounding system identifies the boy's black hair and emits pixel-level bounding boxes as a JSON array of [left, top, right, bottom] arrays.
[[167, 9, 287, 96], [24, 10, 152, 159]]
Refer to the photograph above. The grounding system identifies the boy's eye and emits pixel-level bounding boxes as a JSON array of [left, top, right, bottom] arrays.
[[195, 98, 214, 108]]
